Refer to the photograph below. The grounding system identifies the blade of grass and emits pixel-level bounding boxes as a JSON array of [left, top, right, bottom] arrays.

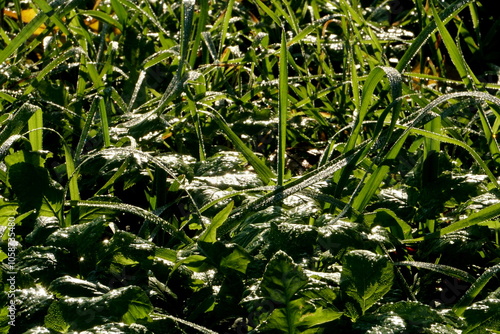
[[189, 0, 208, 68], [278, 27, 288, 186], [395, 0, 475, 73], [217, 141, 369, 237], [218, 0, 235, 57], [453, 263, 500, 316], [201, 110, 275, 185], [98, 96, 111, 148], [28, 108, 43, 151], [68, 200, 192, 244]]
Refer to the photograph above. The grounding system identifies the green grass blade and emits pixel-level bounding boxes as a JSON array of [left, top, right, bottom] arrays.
[[430, 2, 479, 89], [409, 202, 500, 244], [217, 142, 369, 237], [77, 9, 123, 32], [406, 127, 498, 188], [63, 143, 80, 202], [277, 27, 288, 186], [0, 103, 38, 148], [254, 0, 282, 26], [395, 261, 476, 283], [218, 0, 235, 57], [395, 0, 474, 73], [453, 263, 500, 316], [22, 48, 83, 96], [202, 110, 275, 185], [189, 0, 208, 68], [98, 97, 111, 148], [181, 0, 195, 70], [28, 108, 43, 151], [345, 66, 402, 152], [0, 7, 48, 63], [74, 98, 100, 163], [68, 200, 192, 244]]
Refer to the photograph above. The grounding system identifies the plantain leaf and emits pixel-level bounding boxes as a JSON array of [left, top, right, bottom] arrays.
[[341, 250, 394, 315]]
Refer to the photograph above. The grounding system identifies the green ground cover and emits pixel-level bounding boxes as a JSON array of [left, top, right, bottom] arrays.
[[2, 0, 500, 332]]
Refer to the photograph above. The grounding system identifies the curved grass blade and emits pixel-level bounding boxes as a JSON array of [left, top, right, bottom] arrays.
[[68, 200, 192, 245], [0, 102, 38, 148], [0, 0, 75, 63], [408, 201, 500, 243], [346, 66, 402, 153], [356, 90, 500, 213], [77, 9, 123, 32], [201, 110, 275, 185], [277, 27, 288, 186], [69, 147, 201, 218], [431, 3, 479, 89], [402, 127, 498, 188], [159, 314, 218, 334], [395, 0, 474, 73], [22, 48, 84, 96], [395, 261, 476, 283], [453, 263, 500, 316], [253, 0, 282, 26], [217, 142, 369, 237]]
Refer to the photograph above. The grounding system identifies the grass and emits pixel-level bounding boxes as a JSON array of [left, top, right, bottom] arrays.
[[2, 0, 500, 332]]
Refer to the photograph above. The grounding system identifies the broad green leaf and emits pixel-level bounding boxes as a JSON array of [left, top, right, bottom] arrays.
[[364, 208, 412, 240], [341, 250, 394, 314], [220, 245, 252, 274], [7, 161, 63, 217], [0, 103, 38, 153], [48, 276, 110, 298], [267, 222, 318, 259], [256, 251, 341, 332], [46, 218, 108, 255], [260, 250, 308, 305]]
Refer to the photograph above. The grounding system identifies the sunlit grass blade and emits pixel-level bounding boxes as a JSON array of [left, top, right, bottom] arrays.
[[74, 98, 100, 163], [431, 3, 479, 89], [453, 263, 500, 316], [28, 108, 43, 151], [77, 9, 123, 32], [254, 0, 282, 26], [68, 200, 192, 244], [218, 0, 235, 57], [69, 147, 201, 218], [0, 3, 49, 63], [277, 27, 288, 186], [202, 110, 275, 185], [217, 142, 369, 237], [408, 201, 500, 244], [395, 261, 476, 283], [0, 103, 38, 148], [98, 96, 111, 148], [189, 0, 208, 68], [180, 0, 195, 70], [186, 96, 206, 161], [396, 0, 474, 72]]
